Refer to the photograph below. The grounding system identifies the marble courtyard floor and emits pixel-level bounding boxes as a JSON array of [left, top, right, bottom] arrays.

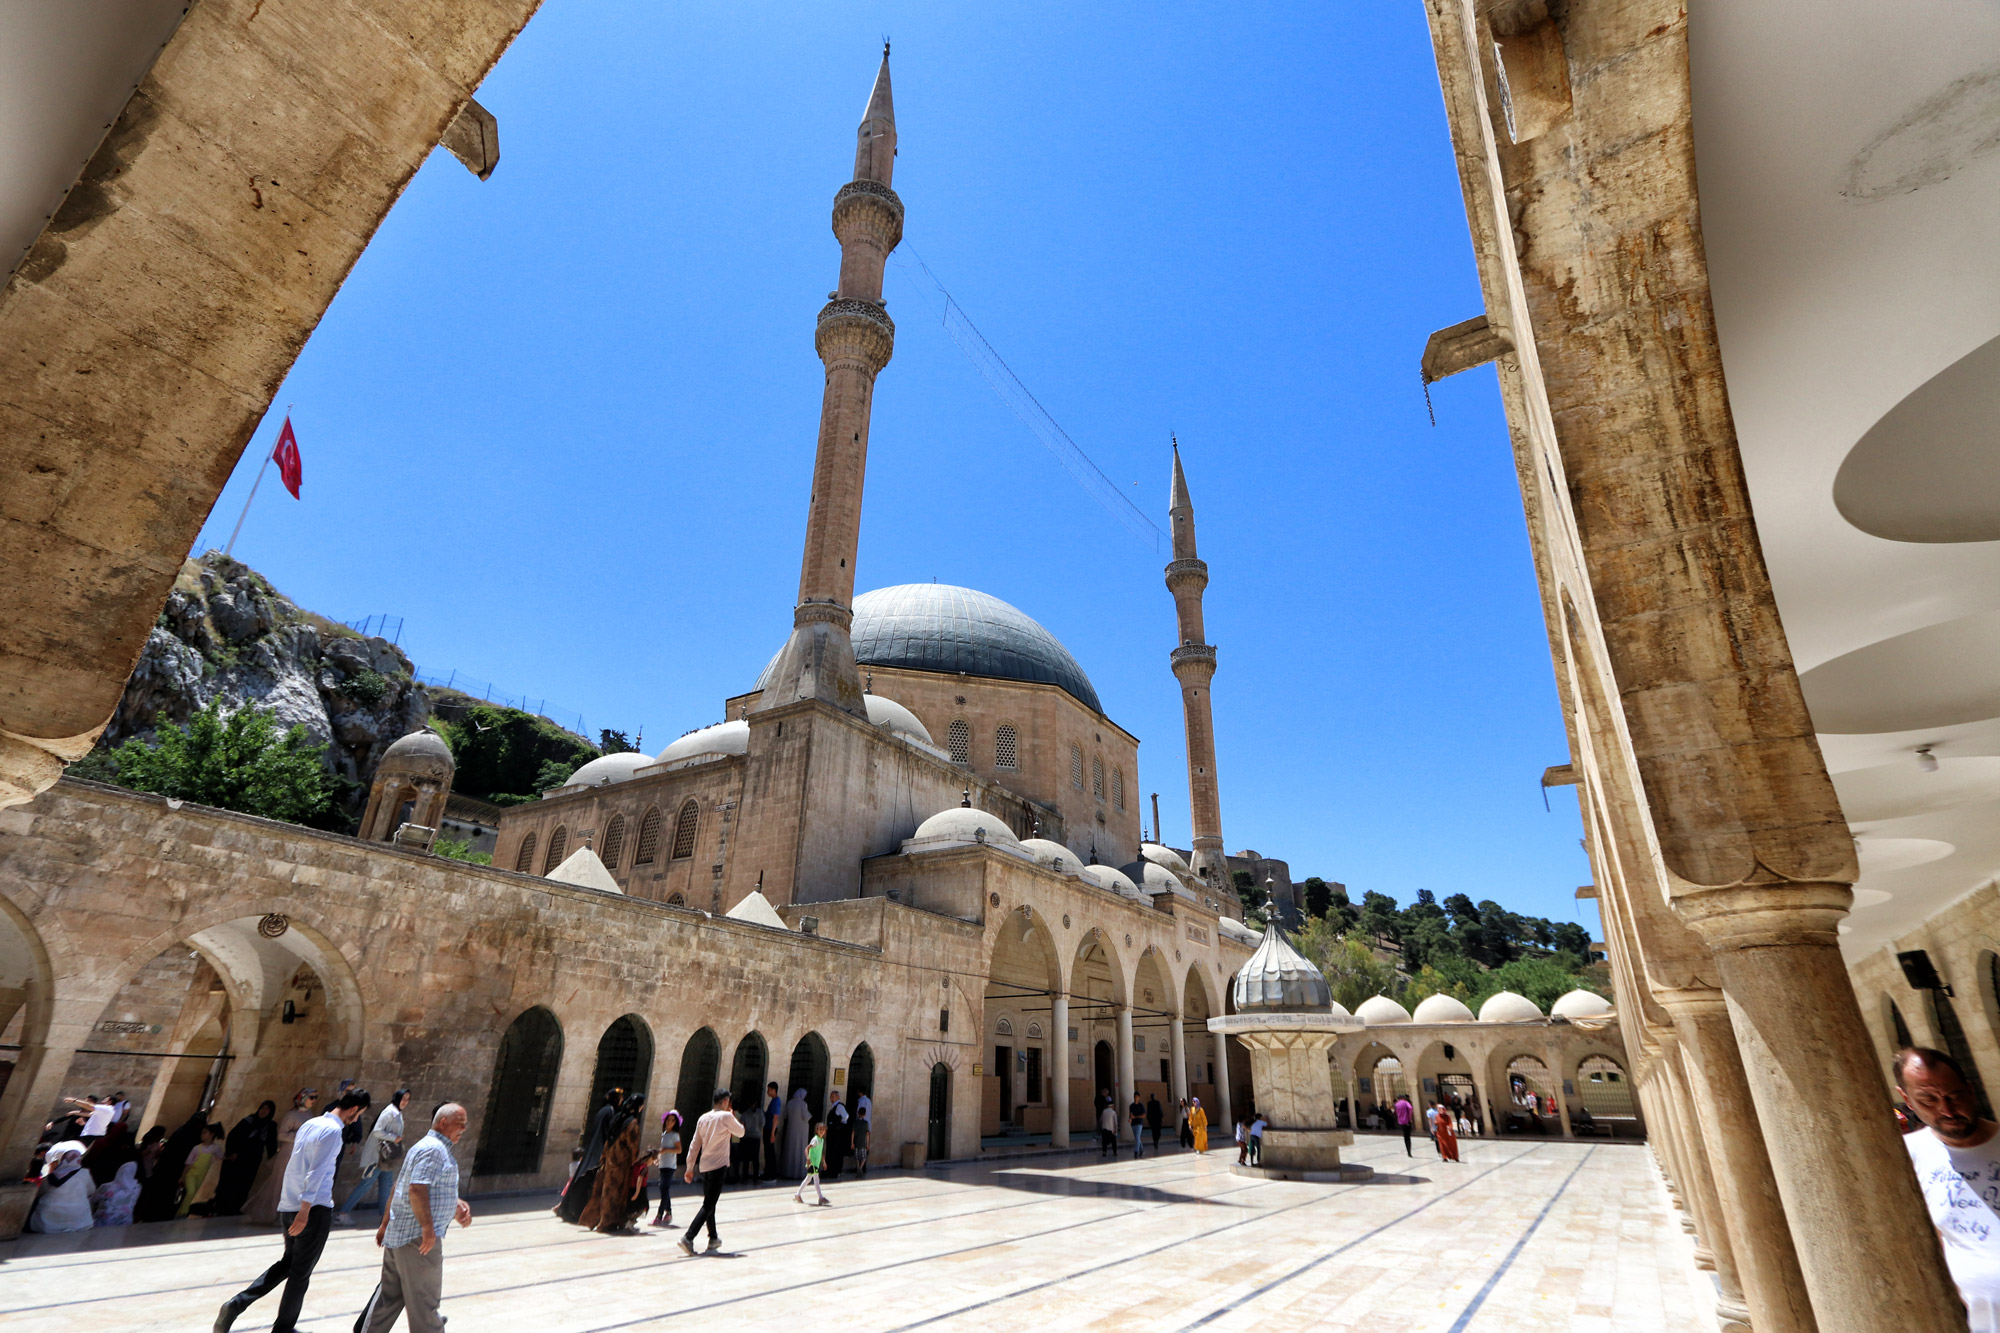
[[0, 1136, 1716, 1331]]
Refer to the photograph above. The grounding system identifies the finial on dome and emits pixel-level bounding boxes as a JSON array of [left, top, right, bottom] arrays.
[[960, 788, 971, 808], [864, 671, 873, 694]]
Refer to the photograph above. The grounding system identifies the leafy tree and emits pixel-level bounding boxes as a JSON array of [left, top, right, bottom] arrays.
[[1302, 877, 1332, 918], [1469, 955, 1605, 1012], [1551, 921, 1592, 959], [1294, 919, 1402, 1013], [432, 834, 492, 866], [533, 758, 580, 792], [599, 729, 637, 755], [431, 703, 597, 803], [81, 698, 332, 824], [1357, 891, 1402, 949], [1443, 893, 1481, 930]]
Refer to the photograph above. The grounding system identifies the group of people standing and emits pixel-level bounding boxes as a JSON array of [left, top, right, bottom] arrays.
[[1093, 1090, 1212, 1157]]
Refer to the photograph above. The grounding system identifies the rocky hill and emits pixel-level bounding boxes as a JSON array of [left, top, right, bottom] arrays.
[[93, 553, 432, 823]]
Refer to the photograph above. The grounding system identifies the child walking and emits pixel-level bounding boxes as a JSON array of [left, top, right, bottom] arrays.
[[794, 1121, 830, 1206]]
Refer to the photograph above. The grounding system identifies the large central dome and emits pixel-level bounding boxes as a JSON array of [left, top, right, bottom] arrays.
[[757, 584, 1101, 713]]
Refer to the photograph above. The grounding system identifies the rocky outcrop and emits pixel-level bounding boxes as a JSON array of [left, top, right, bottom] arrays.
[[99, 553, 430, 822]]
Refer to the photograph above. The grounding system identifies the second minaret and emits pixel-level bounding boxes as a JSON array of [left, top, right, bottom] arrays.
[[758, 46, 902, 716], [1166, 439, 1230, 889]]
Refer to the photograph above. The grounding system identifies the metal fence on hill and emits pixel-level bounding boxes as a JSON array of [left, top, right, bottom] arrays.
[[415, 670, 590, 739]]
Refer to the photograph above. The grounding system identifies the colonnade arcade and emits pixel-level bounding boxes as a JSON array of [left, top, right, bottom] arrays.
[[979, 905, 1241, 1147], [1330, 1026, 1637, 1141]]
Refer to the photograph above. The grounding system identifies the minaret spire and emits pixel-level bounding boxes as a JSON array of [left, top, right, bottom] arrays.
[[1165, 438, 1227, 888], [757, 50, 906, 716]]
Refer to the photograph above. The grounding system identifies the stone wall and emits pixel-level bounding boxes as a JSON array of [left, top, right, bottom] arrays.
[[1847, 884, 2000, 1100]]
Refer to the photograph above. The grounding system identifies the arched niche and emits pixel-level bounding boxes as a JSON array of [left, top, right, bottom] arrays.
[[673, 1027, 722, 1130], [729, 1032, 769, 1112], [787, 1032, 830, 1120], [588, 1015, 654, 1116], [474, 1006, 563, 1176]]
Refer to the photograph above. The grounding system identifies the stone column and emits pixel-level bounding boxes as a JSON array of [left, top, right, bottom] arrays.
[[1050, 994, 1070, 1149], [1116, 1005, 1135, 1123], [1663, 990, 1817, 1333], [1680, 885, 1967, 1330], [1169, 1015, 1188, 1106], [1542, 1043, 1574, 1137], [1213, 1027, 1234, 1133], [1467, 1058, 1496, 1139], [1661, 1047, 1753, 1332]]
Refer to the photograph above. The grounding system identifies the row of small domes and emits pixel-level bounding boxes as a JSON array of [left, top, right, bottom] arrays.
[[557, 696, 938, 792], [1350, 989, 1612, 1025], [903, 807, 1198, 902]]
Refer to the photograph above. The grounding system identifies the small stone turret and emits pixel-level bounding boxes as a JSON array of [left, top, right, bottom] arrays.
[[360, 729, 454, 850]]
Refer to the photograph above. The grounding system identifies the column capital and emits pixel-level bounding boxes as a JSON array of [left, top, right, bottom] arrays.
[[1672, 880, 1851, 953]]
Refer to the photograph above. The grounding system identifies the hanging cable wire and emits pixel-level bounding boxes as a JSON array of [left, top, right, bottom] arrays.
[[895, 249, 1164, 555]]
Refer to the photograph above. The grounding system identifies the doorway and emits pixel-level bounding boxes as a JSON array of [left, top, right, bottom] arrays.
[[1093, 1040, 1113, 1104], [928, 1063, 952, 1161], [588, 1015, 653, 1115], [996, 1044, 1014, 1122]]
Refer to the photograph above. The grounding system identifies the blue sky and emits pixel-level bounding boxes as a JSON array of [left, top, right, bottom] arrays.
[[191, 3, 1596, 932]]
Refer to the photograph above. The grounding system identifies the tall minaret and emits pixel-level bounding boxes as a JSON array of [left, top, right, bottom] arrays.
[[757, 46, 902, 717], [1166, 438, 1228, 888]]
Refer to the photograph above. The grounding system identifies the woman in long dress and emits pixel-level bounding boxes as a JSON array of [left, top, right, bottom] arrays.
[[1433, 1101, 1460, 1163], [1189, 1097, 1209, 1153], [581, 1093, 648, 1233], [780, 1089, 812, 1179], [247, 1089, 317, 1225], [28, 1142, 94, 1233], [177, 1123, 224, 1217], [135, 1112, 206, 1223], [214, 1101, 277, 1216], [92, 1161, 142, 1227]]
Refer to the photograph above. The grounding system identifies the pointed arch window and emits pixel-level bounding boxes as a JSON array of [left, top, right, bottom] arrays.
[[1112, 767, 1125, 811], [634, 806, 662, 865], [514, 831, 538, 874], [1092, 757, 1104, 801], [543, 826, 568, 874], [948, 719, 971, 766], [1070, 744, 1084, 790], [600, 813, 627, 869], [671, 799, 700, 860], [994, 723, 1018, 771]]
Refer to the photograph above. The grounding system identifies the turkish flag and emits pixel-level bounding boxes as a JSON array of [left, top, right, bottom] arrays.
[[272, 417, 302, 499]]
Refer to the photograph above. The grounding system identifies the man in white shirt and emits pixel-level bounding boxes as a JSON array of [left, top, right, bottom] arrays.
[[68, 1093, 118, 1140], [678, 1088, 743, 1256], [1899, 1046, 2000, 1333], [214, 1088, 372, 1333]]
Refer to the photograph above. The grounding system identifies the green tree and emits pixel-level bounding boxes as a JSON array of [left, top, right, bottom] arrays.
[[1550, 921, 1591, 959], [1470, 955, 1605, 1012], [432, 702, 597, 803], [1357, 891, 1402, 949], [432, 834, 493, 866], [1295, 919, 1402, 1012], [598, 729, 637, 755], [1302, 876, 1333, 918], [84, 698, 332, 824]]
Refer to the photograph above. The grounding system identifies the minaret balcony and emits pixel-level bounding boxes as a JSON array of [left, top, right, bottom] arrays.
[[832, 179, 905, 249], [1164, 558, 1209, 594], [816, 298, 896, 370], [1170, 642, 1218, 678]]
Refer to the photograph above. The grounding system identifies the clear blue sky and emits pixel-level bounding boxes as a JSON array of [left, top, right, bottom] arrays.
[[191, 3, 1596, 932]]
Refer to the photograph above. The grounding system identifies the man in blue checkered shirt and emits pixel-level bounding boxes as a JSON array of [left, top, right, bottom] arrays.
[[355, 1103, 472, 1333]]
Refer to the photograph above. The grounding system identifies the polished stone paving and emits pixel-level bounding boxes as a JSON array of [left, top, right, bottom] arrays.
[[0, 1135, 1718, 1331]]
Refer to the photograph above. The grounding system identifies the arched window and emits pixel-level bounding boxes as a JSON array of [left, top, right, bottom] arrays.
[[588, 1015, 654, 1115], [600, 813, 627, 869], [667, 891, 687, 907], [475, 1006, 563, 1175], [671, 800, 700, 860], [1576, 1055, 1639, 1132], [849, 1041, 876, 1111], [948, 719, 971, 766], [1092, 757, 1104, 801], [634, 806, 662, 865], [673, 1027, 721, 1131], [1112, 767, 1125, 811], [543, 826, 568, 874], [514, 832, 538, 874], [1070, 745, 1084, 790], [927, 1063, 952, 1161], [730, 1033, 769, 1112], [788, 1031, 831, 1119], [994, 724, 1018, 771]]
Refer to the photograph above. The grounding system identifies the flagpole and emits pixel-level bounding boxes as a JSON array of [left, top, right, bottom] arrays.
[[223, 407, 290, 558]]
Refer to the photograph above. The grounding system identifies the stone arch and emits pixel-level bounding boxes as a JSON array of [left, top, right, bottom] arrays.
[[1350, 1040, 1406, 1122], [588, 1014, 654, 1117], [1132, 948, 1176, 1088], [1499, 1053, 1559, 1135], [0, 895, 57, 1165], [729, 1031, 769, 1111], [985, 906, 1063, 1134], [474, 1005, 563, 1176], [787, 1031, 831, 1119], [1573, 1051, 1641, 1135], [848, 1040, 875, 1111], [1412, 1036, 1477, 1112], [672, 1027, 721, 1130]]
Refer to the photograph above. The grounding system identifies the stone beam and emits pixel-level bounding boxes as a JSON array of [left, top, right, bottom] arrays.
[[0, 0, 542, 806]]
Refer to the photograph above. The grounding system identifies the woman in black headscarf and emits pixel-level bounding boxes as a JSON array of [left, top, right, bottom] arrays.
[[580, 1092, 649, 1233], [212, 1100, 278, 1216], [556, 1087, 623, 1224], [134, 1110, 206, 1223]]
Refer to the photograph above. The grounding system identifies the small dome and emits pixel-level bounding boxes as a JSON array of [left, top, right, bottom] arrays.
[[1356, 995, 1413, 1025], [1080, 864, 1142, 899], [1137, 843, 1192, 877], [864, 694, 933, 743], [562, 752, 655, 790], [657, 720, 750, 766], [1122, 860, 1193, 900], [1327, 999, 1354, 1020], [1412, 994, 1475, 1024], [1020, 838, 1079, 873], [1232, 922, 1333, 1012], [1217, 917, 1262, 946], [1551, 989, 1613, 1019], [379, 729, 454, 778], [1478, 991, 1545, 1023], [905, 806, 1022, 852]]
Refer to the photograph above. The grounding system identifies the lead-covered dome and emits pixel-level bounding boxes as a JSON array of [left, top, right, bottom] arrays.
[[1232, 922, 1333, 1012], [658, 720, 749, 766], [563, 751, 654, 790], [1412, 994, 1475, 1024], [379, 729, 454, 780], [903, 806, 1022, 853], [757, 584, 1102, 713], [864, 694, 933, 743]]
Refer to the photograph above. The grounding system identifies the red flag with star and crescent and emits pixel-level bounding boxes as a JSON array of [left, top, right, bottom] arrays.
[[272, 417, 302, 499]]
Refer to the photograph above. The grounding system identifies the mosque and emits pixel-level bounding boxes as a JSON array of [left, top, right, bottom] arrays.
[[0, 50, 1628, 1235]]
